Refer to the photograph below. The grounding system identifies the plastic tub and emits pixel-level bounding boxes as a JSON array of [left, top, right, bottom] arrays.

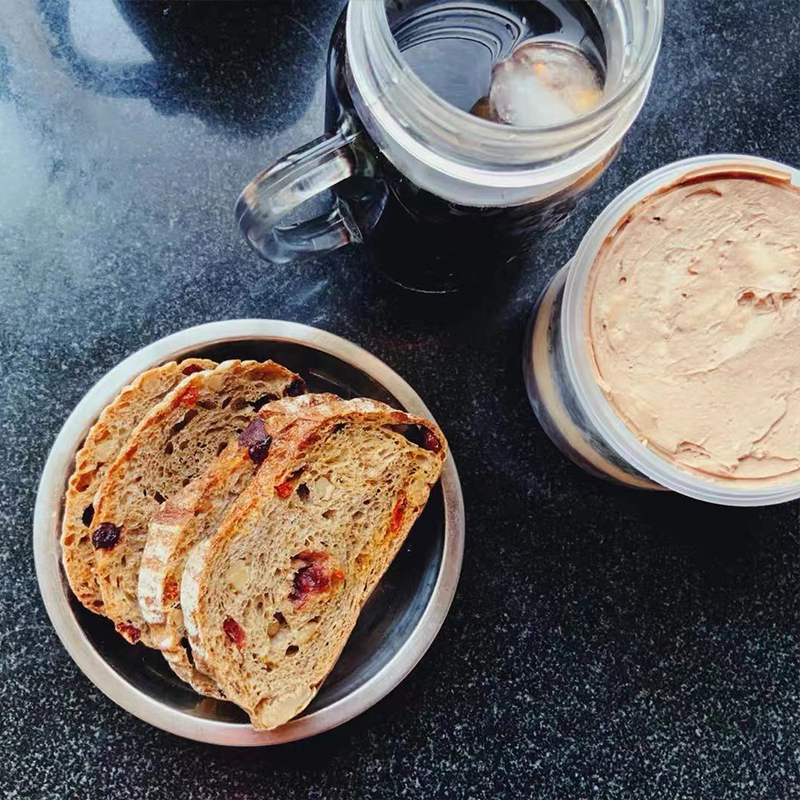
[[523, 154, 800, 506]]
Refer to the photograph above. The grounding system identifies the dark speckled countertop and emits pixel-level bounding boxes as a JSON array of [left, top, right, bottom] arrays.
[[1, 1, 799, 798]]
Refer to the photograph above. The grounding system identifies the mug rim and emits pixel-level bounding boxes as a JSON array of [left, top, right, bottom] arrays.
[[348, 0, 664, 157]]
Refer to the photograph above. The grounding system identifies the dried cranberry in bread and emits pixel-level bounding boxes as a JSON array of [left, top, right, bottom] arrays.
[[139, 393, 340, 696], [181, 398, 446, 729], [61, 359, 216, 613], [92, 360, 305, 647]]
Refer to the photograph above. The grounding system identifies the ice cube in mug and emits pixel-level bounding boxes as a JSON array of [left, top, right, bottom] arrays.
[[488, 41, 604, 127]]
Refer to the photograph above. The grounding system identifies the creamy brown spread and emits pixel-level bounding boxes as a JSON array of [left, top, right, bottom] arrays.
[[587, 171, 800, 483]]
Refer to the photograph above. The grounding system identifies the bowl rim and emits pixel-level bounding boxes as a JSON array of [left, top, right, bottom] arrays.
[[34, 319, 465, 746]]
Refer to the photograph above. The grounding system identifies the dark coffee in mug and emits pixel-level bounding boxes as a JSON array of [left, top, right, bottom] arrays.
[[237, 0, 663, 292], [328, 0, 613, 292]]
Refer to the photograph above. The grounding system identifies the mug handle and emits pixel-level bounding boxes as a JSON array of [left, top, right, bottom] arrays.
[[235, 130, 359, 264]]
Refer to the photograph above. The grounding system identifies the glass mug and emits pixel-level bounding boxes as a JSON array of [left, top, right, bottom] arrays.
[[236, 0, 664, 293]]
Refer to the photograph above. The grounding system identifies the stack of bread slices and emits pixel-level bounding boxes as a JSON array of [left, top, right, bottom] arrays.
[[60, 359, 446, 729]]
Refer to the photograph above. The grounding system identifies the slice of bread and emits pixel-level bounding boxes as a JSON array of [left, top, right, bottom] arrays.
[[181, 398, 446, 729], [61, 359, 216, 614], [139, 393, 340, 696], [92, 360, 305, 647]]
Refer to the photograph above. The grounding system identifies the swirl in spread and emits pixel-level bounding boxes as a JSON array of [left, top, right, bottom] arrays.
[[587, 172, 800, 483]]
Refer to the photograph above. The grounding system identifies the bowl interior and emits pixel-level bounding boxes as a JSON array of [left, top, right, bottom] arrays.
[[62, 337, 445, 725]]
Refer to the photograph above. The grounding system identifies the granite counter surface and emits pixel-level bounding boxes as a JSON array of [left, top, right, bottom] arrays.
[[1, 1, 798, 798]]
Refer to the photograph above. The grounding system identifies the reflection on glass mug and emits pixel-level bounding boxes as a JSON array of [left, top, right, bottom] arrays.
[[236, 0, 664, 293]]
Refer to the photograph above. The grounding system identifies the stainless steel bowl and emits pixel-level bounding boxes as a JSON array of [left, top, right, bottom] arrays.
[[34, 320, 464, 745]]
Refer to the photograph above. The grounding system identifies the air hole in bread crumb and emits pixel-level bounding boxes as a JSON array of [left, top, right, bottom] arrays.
[[297, 483, 310, 502], [154, 492, 166, 504], [164, 441, 174, 456], [322, 509, 337, 520], [74, 473, 93, 492], [250, 393, 279, 412], [285, 645, 299, 656], [82, 503, 95, 527], [171, 409, 198, 435], [182, 477, 192, 487], [352, 510, 363, 521], [333, 423, 346, 434], [197, 400, 216, 410], [221, 396, 231, 409], [267, 617, 281, 636], [216, 441, 226, 455], [231, 397, 249, 411], [391, 424, 423, 448], [274, 612, 286, 625], [181, 637, 194, 666]]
